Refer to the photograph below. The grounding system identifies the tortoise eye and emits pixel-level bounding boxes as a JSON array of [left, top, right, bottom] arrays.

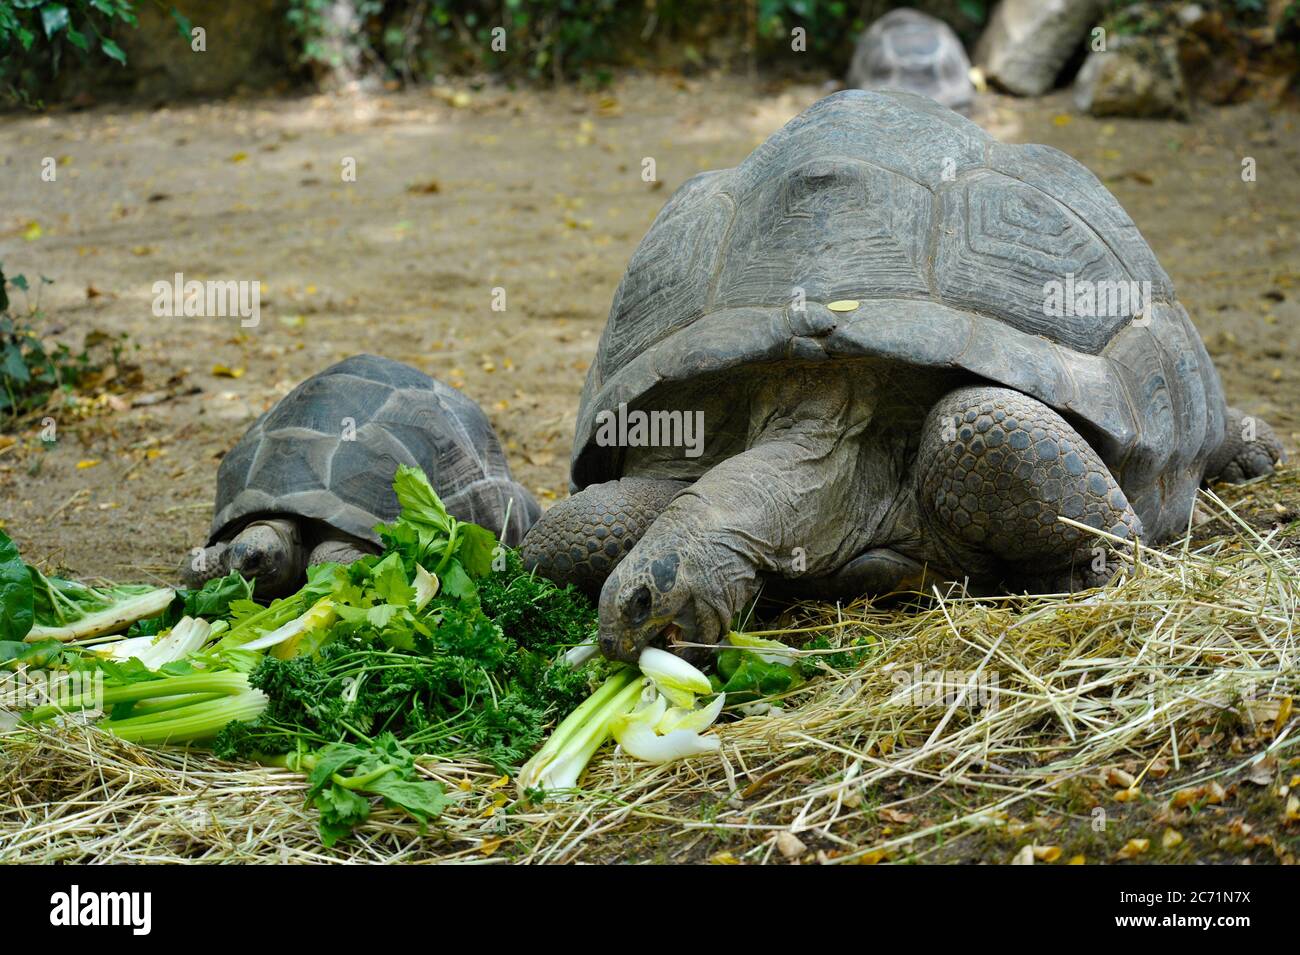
[[626, 585, 652, 625]]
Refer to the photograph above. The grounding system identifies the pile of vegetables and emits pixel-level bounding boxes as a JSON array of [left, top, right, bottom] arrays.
[[0, 466, 810, 845]]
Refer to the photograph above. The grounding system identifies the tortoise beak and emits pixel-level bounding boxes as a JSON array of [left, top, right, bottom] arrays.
[[598, 604, 700, 665]]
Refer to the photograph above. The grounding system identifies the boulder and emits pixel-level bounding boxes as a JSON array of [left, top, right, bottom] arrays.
[[1074, 35, 1190, 118], [975, 0, 1105, 95]]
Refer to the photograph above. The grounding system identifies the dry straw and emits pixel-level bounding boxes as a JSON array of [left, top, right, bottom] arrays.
[[2, 471, 1296, 864]]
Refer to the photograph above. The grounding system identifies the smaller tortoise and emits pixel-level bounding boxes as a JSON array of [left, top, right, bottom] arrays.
[[182, 354, 539, 596], [847, 8, 974, 114]]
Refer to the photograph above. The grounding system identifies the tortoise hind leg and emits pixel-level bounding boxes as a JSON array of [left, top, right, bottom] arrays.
[[520, 478, 688, 600], [916, 386, 1142, 592], [1205, 407, 1284, 484]]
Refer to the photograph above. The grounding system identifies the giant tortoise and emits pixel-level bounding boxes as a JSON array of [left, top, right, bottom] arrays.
[[521, 90, 1283, 663], [183, 354, 539, 596], [847, 8, 974, 114]]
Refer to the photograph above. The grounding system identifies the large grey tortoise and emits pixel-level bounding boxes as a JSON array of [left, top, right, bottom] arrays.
[[521, 90, 1283, 664], [183, 354, 540, 596], [847, 8, 974, 114]]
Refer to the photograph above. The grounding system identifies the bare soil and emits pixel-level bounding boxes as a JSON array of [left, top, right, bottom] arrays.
[[0, 74, 1297, 585]]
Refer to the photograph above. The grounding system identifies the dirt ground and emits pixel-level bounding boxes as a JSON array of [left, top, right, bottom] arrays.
[[0, 74, 1297, 583]]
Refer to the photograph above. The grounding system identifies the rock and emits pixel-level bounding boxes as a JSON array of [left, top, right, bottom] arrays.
[[1074, 35, 1189, 119], [975, 0, 1105, 96], [776, 831, 807, 859], [846, 8, 974, 114]]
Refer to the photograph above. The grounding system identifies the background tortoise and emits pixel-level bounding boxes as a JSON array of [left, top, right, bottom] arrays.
[[522, 89, 1283, 663], [183, 354, 540, 596], [847, 8, 974, 114]]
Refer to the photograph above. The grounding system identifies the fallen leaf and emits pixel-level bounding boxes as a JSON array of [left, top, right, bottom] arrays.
[[228, 151, 248, 163], [76, 459, 100, 469], [1274, 697, 1293, 736], [211, 365, 244, 379], [1032, 845, 1061, 862], [1247, 756, 1277, 786], [21, 221, 42, 241], [879, 808, 914, 824], [1115, 838, 1150, 860], [1161, 828, 1183, 850], [1011, 844, 1035, 865], [776, 831, 806, 860], [1106, 767, 1137, 788]]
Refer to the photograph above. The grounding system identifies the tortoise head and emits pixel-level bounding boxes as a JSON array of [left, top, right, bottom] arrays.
[[228, 519, 305, 598], [597, 539, 730, 667]]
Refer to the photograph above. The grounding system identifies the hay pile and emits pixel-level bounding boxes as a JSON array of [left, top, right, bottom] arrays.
[[2, 473, 1296, 864]]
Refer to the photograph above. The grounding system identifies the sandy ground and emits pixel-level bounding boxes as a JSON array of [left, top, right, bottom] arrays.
[[0, 74, 1297, 582]]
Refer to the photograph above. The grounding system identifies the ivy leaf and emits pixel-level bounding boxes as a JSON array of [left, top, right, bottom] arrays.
[[65, 25, 87, 51], [171, 7, 192, 41], [39, 4, 69, 38], [100, 36, 126, 65]]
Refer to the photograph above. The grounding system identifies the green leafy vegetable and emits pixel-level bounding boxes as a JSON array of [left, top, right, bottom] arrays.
[[0, 529, 34, 641]]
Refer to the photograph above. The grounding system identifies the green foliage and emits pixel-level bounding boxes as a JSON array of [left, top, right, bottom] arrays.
[[0, 0, 139, 104], [299, 734, 447, 847], [0, 529, 35, 642], [0, 265, 100, 426], [212, 533, 603, 775]]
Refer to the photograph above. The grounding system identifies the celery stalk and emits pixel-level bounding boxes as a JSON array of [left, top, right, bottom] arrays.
[[517, 667, 643, 796]]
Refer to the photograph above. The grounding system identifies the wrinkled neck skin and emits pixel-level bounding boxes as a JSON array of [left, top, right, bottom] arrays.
[[603, 367, 911, 661]]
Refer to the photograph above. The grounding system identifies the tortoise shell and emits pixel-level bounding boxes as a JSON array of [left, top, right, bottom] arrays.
[[571, 90, 1226, 543], [210, 354, 540, 547], [847, 8, 974, 114]]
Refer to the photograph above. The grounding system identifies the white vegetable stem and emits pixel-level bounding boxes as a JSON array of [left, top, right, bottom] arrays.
[[25, 587, 177, 643], [238, 597, 337, 652], [637, 646, 712, 708], [97, 616, 212, 670]]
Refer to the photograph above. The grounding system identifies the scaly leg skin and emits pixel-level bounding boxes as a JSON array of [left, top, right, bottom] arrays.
[[519, 478, 689, 600], [308, 530, 379, 567], [179, 540, 231, 589], [767, 548, 939, 601], [917, 386, 1143, 593], [1205, 406, 1285, 484]]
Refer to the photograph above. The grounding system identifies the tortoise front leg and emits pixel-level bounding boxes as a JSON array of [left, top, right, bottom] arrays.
[[179, 541, 231, 589], [520, 478, 689, 600], [308, 529, 379, 567], [916, 386, 1143, 592]]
